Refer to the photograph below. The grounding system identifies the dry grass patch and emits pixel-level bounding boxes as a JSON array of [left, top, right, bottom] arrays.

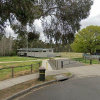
[[0, 73, 71, 100], [54, 52, 83, 58], [0, 61, 42, 81], [0, 76, 55, 100]]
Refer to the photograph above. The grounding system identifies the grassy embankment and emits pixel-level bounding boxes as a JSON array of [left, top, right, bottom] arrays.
[[0, 56, 49, 62], [72, 58, 100, 64], [0, 56, 42, 81]]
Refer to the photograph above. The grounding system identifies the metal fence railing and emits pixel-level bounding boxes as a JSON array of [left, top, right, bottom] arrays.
[[49, 57, 100, 70]]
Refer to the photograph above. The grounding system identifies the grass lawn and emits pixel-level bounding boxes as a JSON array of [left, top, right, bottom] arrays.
[[0, 56, 37, 62], [0, 61, 42, 81], [72, 58, 100, 64], [54, 52, 83, 58], [0, 56, 50, 62]]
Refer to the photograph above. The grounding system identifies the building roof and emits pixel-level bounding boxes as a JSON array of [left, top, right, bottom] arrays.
[[17, 48, 53, 52]]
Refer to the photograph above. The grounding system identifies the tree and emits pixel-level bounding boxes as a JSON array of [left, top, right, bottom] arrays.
[[0, 0, 93, 52], [71, 26, 100, 54], [0, 0, 93, 32], [42, 0, 93, 42]]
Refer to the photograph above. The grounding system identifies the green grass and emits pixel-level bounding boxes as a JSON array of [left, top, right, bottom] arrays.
[[0, 61, 41, 68], [0, 56, 37, 62], [0, 61, 42, 81], [72, 58, 100, 64]]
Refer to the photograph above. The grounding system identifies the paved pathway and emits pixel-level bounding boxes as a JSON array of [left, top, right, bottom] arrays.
[[0, 58, 100, 91], [67, 64, 100, 79], [48, 58, 85, 70], [41, 60, 53, 71], [0, 60, 68, 90]]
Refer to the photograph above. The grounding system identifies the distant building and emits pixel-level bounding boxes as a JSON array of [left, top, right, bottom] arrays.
[[17, 48, 54, 57]]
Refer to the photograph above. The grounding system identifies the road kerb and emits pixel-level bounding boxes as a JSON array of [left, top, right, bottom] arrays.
[[6, 74, 74, 100]]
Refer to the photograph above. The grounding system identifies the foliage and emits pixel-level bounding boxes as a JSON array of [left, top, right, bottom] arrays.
[[28, 32, 39, 42], [71, 25, 100, 54], [42, 0, 93, 45], [0, 0, 93, 33], [0, 0, 93, 52]]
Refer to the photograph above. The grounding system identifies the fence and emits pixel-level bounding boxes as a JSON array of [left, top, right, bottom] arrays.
[[83, 54, 100, 59], [49, 57, 100, 70], [0, 62, 41, 81], [49, 59, 77, 70]]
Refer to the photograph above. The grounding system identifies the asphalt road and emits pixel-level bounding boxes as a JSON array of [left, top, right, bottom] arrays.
[[18, 76, 100, 100]]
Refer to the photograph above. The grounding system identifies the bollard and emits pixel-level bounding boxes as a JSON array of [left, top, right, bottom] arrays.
[[39, 62, 41, 67], [69, 60, 70, 64], [31, 64, 33, 73], [90, 59, 92, 65], [56, 61, 58, 70], [61, 61, 63, 68], [39, 67, 46, 81], [12, 66, 14, 78], [85, 57, 86, 63]]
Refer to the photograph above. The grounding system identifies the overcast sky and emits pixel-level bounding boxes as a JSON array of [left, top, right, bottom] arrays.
[[5, 0, 100, 41], [35, 0, 100, 41], [80, 0, 100, 29]]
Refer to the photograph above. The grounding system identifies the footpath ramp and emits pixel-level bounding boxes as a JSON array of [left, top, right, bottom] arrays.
[[41, 60, 53, 71], [48, 58, 86, 70]]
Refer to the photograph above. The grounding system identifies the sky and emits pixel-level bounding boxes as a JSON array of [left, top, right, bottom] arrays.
[[5, 0, 100, 41], [35, 0, 100, 41], [80, 0, 100, 29]]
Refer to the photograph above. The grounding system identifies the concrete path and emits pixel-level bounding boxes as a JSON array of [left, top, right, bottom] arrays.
[[0, 58, 100, 91], [0, 69, 68, 91], [0, 59, 54, 90], [67, 64, 100, 79], [41, 60, 53, 71]]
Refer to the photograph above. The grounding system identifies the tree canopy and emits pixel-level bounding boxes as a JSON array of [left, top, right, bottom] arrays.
[[71, 25, 100, 54], [0, 0, 93, 31], [0, 0, 93, 51]]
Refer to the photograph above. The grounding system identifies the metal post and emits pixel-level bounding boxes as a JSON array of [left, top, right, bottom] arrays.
[[39, 62, 41, 67], [31, 64, 33, 73], [55, 60, 56, 68], [61, 61, 63, 68], [69, 60, 70, 64], [90, 59, 92, 65], [85, 57, 86, 63], [98, 58, 100, 64], [56, 61, 58, 70], [12, 66, 14, 78]]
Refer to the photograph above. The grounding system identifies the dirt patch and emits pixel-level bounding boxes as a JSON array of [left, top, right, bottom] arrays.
[[0, 76, 55, 100], [0, 66, 3, 68]]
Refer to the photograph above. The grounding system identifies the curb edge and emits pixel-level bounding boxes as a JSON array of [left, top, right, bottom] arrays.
[[6, 74, 74, 100]]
